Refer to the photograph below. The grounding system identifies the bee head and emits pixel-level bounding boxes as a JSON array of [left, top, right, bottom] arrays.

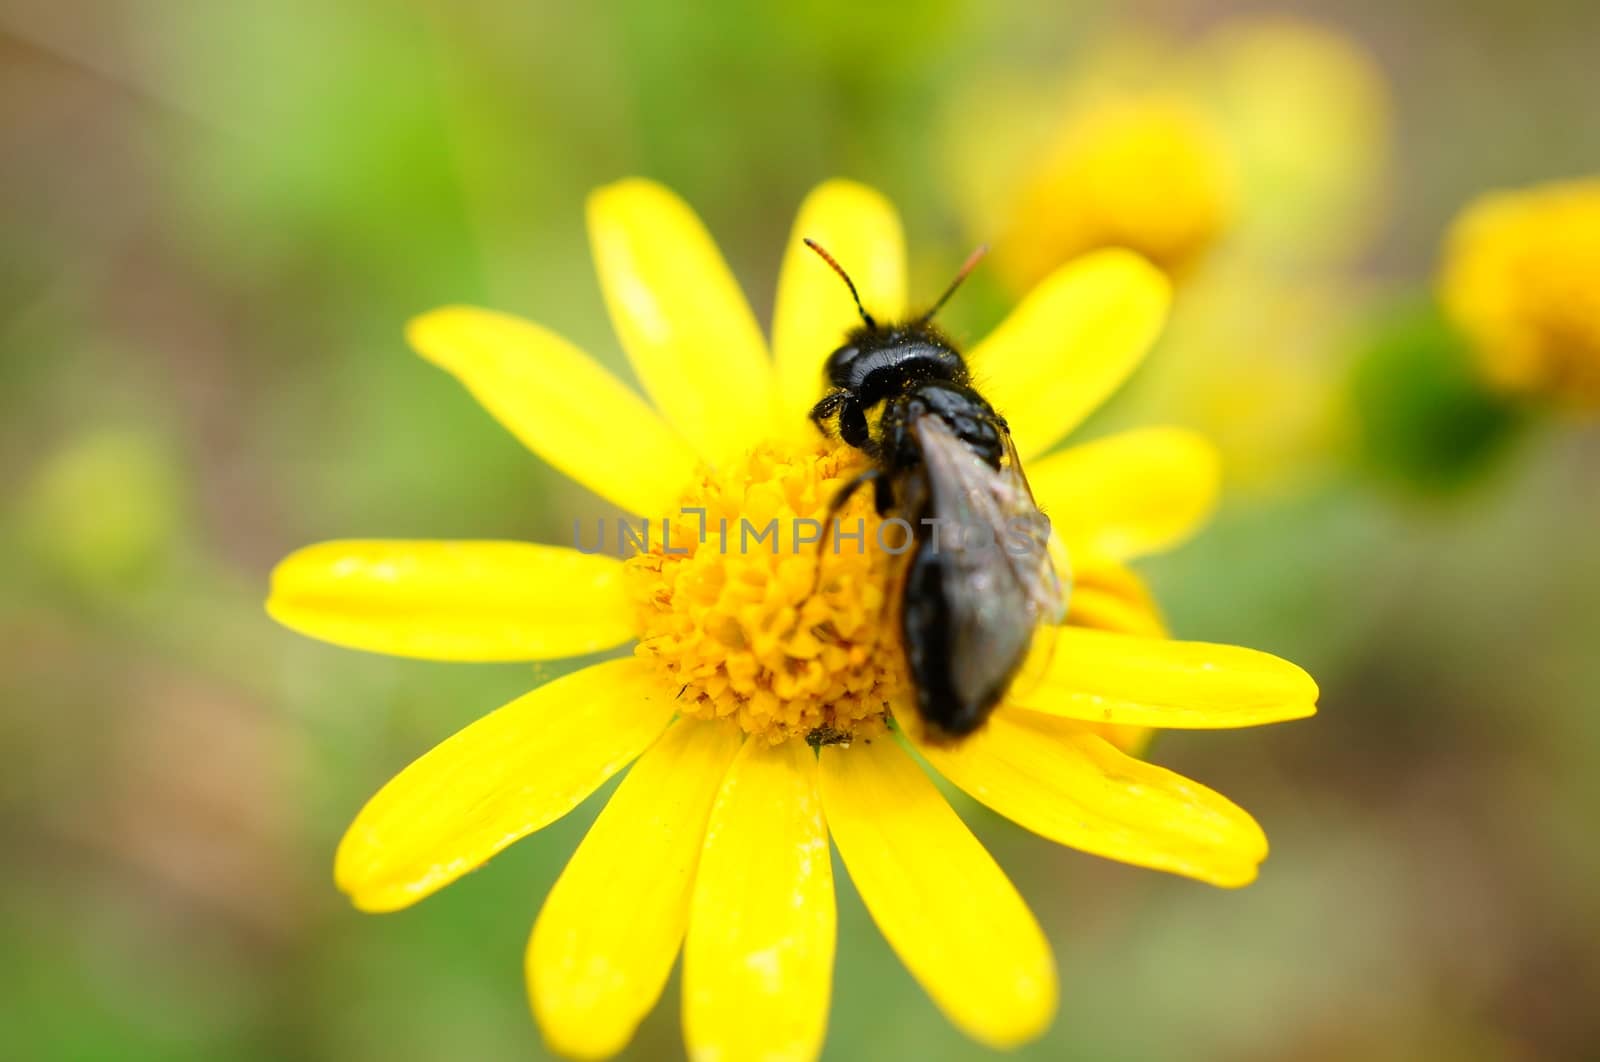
[[824, 327, 957, 385], [805, 239, 987, 393]]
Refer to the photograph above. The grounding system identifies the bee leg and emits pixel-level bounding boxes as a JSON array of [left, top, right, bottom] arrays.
[[873, 473, 895, 515], [809, 391, 849, 438], [838, 399, 870, 449], [810, 468, 883, 594], [811, 392, 871, 451]]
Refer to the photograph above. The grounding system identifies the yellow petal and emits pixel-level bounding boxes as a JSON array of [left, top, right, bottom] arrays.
[[915, 710, 1269, 888], [1058, 563, 1166, 757], [335, 659, 674, 912], [1066, 561, 1168, 638], [1030, 427, 1220, 561], [588, 178, 776, 462], [1087, 718, 1154, 758], [408, 306, 696, 516], [1009, 626, 1319, 729], [267, 540, 635, 662], [529, 719, 742, 1061], [771, 180, 907, 432], [683, 739, 834, 1062], [819, 737, 1055, 1049], [968, 249, 1170, 459]]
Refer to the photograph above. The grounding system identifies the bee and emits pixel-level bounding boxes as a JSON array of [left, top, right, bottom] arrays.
[[805, 239, 1067, 739]]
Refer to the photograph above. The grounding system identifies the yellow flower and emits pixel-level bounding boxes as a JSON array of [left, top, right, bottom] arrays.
[[266, 178, 1319, 1060], [943, 17, 1390, 493], [992, 93, 1236, 289], [1440, 178, 1600, 406], [1193, 17, 1390, 267], [949, 18, 1388, 294]]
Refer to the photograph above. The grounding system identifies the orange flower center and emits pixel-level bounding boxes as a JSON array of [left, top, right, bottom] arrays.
[[624, 439, 909, 744]]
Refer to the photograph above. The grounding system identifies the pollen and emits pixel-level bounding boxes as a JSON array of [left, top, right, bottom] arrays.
[[1440, 178, 1600, 407], [995, 94, 1235, 290], [625, 439, 909, 744]]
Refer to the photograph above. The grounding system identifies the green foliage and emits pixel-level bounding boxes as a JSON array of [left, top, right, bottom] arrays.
[[1347, 299, 1527, 495]]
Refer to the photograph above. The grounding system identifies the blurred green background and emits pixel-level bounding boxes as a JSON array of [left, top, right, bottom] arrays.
[[4, 1, 1599, 1059]]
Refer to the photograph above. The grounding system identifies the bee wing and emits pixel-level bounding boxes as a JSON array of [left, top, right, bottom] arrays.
[[912, 416, 1068, 716], [997, 427, 1070, 620]]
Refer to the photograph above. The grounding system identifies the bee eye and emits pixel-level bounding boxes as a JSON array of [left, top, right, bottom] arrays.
[[825, 344, 859, 383]]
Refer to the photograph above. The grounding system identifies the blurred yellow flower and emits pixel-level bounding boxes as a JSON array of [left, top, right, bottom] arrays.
[[1196, 18, 1390, 266], [946, 16, 1390, 492], [1440, 178, 1600, 406], [951, 18, 1388, 290], [266, 178, 1318, 1060], [992, 94, 1235, 291]]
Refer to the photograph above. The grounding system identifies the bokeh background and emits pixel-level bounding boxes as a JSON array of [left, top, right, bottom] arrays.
[[4, 1, 1599, 1059]]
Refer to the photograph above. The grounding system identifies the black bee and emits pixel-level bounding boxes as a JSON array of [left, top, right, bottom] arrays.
[[805, 240, 1066, 739]]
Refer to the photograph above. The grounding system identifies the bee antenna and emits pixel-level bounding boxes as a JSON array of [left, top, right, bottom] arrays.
[[919, 243, 988, 325], [803, 238, 877, 330]]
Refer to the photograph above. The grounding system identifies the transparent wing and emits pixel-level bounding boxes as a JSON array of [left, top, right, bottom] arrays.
[[913, 415, 1068, 715]]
